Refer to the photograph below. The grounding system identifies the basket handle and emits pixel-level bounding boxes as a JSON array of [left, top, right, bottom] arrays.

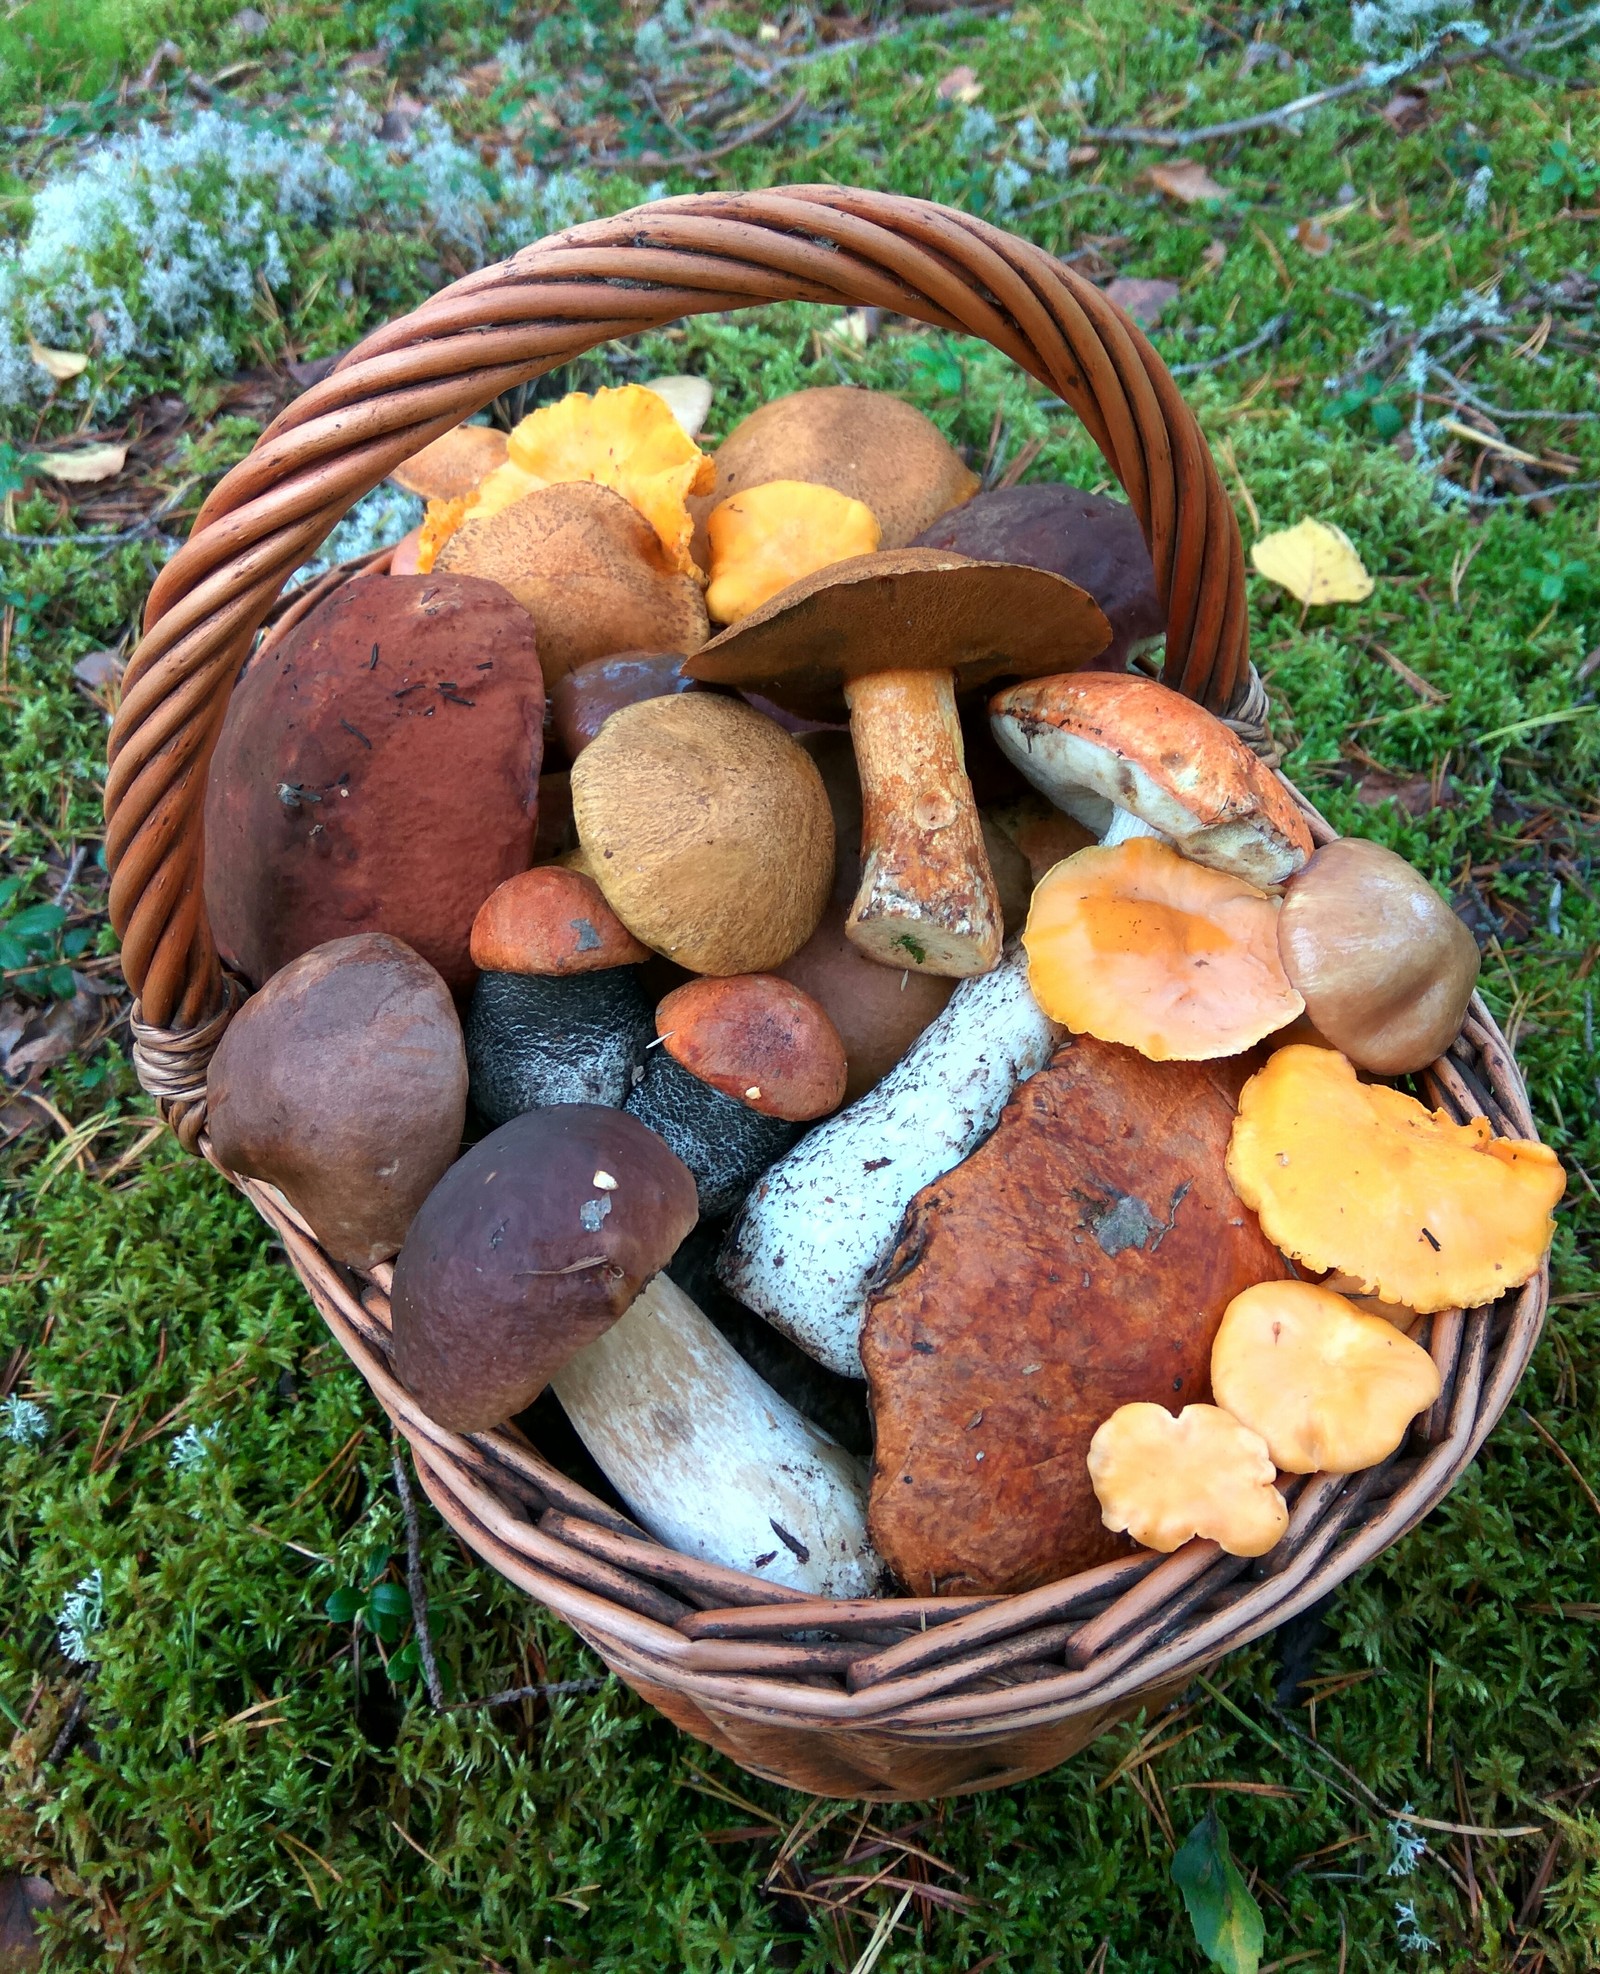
[[106, 186, 1250, 1060]]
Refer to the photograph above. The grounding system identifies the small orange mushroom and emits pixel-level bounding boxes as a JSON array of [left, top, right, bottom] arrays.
[[1227, 1044, 1566, 1313], [1210, 1281, 1442, 1474], [1086, 1402, 1288, 1557], [1021, 837, 1305, 1060], [705, 480, 882, 624]]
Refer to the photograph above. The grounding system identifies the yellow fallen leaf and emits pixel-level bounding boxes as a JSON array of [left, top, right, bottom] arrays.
[[29, 442, 128, 485], [936, 64, 983, 104], [1250, 518, 1373, 606], [28, 337, 90, 381]]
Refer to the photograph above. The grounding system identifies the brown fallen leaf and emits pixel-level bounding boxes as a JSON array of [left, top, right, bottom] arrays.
[[1292, 218, 1335, 257], [2, 986, 113, 1081], [26, 338, 89, 382], [1147, 159, 1229, 205], [1068, 143, 1100, 165], [1200, 239, 1228, 274], [72, 649, 125, 693], [0, 1873, 59, 1971], [1103, 276, 1181, 327], [1353, 769, 1441, 815], [29, 442, 127, 485], [936, 63, 983, 103], [1382, 87, 1432, 134]]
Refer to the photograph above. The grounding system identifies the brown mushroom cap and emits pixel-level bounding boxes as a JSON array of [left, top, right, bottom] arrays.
[[571, 693, 835, 975], [390, 423, 509, 500], [549, 650, 701, 759], [912, 484, 1165, 673], [435, 480, 709, 687], [655, 975, 847, 1120], [685, 550, 1112, 720], [392, 1104, 698, 1431], [692, 385, 979, 557], [991, 671, 1314, 886], [469, 866, 651, 975], [1277, 838, 1481, 1074]]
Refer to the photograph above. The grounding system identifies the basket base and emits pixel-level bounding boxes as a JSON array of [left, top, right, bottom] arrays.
[[612, 1664, 1192, 1801]]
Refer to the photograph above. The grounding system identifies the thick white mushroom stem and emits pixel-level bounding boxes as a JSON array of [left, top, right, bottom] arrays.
[[720, 944, 1061, 1378], [550, 1272, 887, 1599], [843, 668, 1003, 978]]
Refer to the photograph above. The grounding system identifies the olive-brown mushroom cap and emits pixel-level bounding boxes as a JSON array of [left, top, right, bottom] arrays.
[[390, 423, 509, 500], [1277, 837, 1481, 1074], [571, 694, 835, 975], [656, 975, 847, 1120], [391, 1104, 698, 1431], [469, 866, 651, 975], [991, 671, 1314, 885], [686, 550, 1112, 720]]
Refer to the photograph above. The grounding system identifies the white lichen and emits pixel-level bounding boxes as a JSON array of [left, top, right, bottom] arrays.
[[55, 1569, 104, 1665], [1, 1395, 49, 1445], [169, 1422, 220, 1471]]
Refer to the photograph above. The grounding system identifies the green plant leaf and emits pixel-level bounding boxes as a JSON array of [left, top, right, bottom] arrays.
[[367, 1581, 412, 1620], [324, 1586, 363, 1623], [1172, 1812, 1265, 1974], [0, 931, 27, 970], [7, 902, 65, 943], [1370, 400, 1403, 441]]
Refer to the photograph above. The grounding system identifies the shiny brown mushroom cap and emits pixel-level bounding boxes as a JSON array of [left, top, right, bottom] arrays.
[[656, 974, 848, 1120]]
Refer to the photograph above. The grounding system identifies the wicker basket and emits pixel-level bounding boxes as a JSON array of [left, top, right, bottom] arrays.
[[106, 188, 1548, 1802]]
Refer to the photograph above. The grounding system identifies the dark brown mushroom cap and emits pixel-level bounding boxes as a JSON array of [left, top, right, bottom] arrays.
[[912, 485, 1164, 672], [549, 649, 701, 758], [391, 1104, 698, 1431], [469, 866, 650, 975], [656, 975, 848, 1120], [685, 549, 1112, 720]]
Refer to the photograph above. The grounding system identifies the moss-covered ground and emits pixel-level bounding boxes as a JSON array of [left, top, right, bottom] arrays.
[[2, 1, 1599, 1967]]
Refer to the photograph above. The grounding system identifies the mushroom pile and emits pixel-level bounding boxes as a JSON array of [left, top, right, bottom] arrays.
[[203, 375, 1566, 1604]]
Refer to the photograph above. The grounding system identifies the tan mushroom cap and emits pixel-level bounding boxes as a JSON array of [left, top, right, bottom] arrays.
[[990, 672, 1314, 886], [1210, 1280, 1441, 1475], [469, 866, 650, 976], [390, 424, 509, 501], [655, 974, 848, 1121], [1086, 1402, 1288, 1557], [686, 549, 1112, 719], [1277, 837, 1481, 1074], [571, 694, 835, 976], [434, 480, 710, 687]]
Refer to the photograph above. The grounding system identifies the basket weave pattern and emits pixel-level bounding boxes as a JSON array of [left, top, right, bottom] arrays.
[[106, 190, 1547, 1800]]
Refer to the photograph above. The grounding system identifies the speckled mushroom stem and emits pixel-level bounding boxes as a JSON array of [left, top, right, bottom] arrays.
[[842, 669, 1003, 978]]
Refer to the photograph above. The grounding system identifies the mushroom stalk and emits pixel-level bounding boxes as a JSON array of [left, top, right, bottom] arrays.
[[719, 944, 1061, 1378], [551, 1272, 887, 1597], [843, 668, 1004, 978], [1096, 804, 1168, 850]]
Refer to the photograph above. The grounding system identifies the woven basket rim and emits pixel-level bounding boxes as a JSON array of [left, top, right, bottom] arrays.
[[104, 188, 1550, 1793]]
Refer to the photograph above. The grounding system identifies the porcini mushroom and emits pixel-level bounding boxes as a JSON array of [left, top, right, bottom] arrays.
[[705, 479, 882, 624], [464, 866, 654, 1125], [1277, 837, 1481, 1073], [552, 1271, 886, 1596], [1087, 1403, 1288, 1558], [719, 942, 1061, 1377], [1227, 1043, 1566, 1313], [570, 694, 834, 975], [990, 672, 1313, 884], [1022, 838, 1305, 1060], [392, 1104, 698, 1431], [913, 483, 1166, 675], [549, 649, 701, 759], [433, 481, 710, 688], [692, 385, 979, 556], [1210, 1280, 1441, 1474], [687, 550, 1112, 977], [625, 974, 847, 1216]]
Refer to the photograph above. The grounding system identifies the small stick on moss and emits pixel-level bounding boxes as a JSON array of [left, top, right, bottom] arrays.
[[448, 1679, 608, 1711], [44, 1681, 91, 1765], [390, 1432, 447, 1712]]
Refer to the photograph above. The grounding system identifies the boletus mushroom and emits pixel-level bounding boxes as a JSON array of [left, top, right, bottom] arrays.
[[570, 693, 834, 975], [912, 483, 1166, 675], [392, 1104, 698, 1431], [990, 671, 1313, 884], [1087, 1404, 1288, 1559], [464, 865, 654, 1125], [1227, 1043, 1566, 1314], [625, 974, 847, 1216], [1210, 1280, 1441, 1474], [719, 943, 1061, 1378], [207, 933, 467, 1268], [389, 422, 509, 501], [1276, 837, 1481, 1073], [549, 649, 701, 759], [1022, 838, 1305, 1061], [687, 551, 1112, 977]]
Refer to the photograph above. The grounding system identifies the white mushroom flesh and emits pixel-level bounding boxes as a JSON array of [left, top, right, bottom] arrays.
[[551, 1272, 887, 1598], [718, 944, 1061, 1377]]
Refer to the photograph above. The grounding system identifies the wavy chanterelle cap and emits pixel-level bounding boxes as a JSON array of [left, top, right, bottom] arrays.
[[1087, 1402, 1288, 1558]]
